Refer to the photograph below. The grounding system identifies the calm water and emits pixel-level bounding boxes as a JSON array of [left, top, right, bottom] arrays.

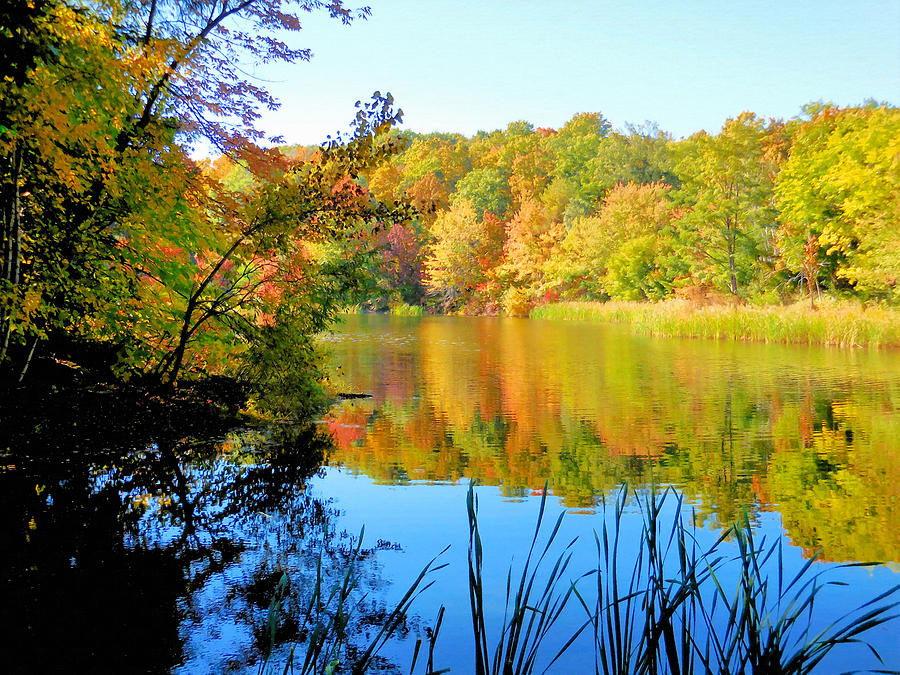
[[324, 315, 900, 560], [2, 314, 898, 673], [319, 314, 900, 672]]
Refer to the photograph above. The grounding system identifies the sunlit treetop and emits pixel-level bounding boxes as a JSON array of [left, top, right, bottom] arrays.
[[87, 0, 371, 157]]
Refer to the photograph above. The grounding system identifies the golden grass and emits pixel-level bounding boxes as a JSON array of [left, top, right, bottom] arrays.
[[531, 299, 900, 348]]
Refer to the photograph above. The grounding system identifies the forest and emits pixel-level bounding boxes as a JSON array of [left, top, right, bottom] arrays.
[[2, 0, 898, 402], [268, 103, 898, 320], [211, 105, 900, 319]]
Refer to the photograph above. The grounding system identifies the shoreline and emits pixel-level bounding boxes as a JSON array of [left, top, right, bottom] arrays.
[[529, 299, 900, 349], [0, 364, 248, 454]]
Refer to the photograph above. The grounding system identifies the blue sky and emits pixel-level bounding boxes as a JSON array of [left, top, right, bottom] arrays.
[[248, 0, 900, 144]]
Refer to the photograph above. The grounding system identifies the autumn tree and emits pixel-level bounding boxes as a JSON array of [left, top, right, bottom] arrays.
[[1, 0, 161, 379], [499, 200, 563, 314], [366, 161, 404, 205], [775, 103, 900, 303], [379, 222, 425, 304], [140, 96, 406, 386], [547, 182, 675, 300], [395, 133, 471, 191], [405, 172, 450, 224], [509, 146, 554, 211], [0, 0, 374, 385], [422, 199, 503, 312], [673, 112, 778, 297]]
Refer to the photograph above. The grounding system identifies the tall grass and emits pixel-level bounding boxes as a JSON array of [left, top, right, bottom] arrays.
[[389, 303, 426, 317], [263, 486, 899, 674], [531, 300, 900, 348], [697, 521, 900, 674], [257, 526, 448, 675], [575, 488, 718, 675], [575, 487, 900, 675], [467, 484, 586, 675]]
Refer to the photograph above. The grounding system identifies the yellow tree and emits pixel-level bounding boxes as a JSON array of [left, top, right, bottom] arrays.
[[422, 199, 503, 312], [775, 104, 900, 303]]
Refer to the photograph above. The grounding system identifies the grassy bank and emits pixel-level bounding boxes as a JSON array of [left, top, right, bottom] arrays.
[[389, 302, 426, 316], [339, 303, 426, 316], [531, 299, 900, 348]]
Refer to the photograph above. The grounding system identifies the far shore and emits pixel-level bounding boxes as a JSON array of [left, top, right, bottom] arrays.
[[529, 299, 900, 349]]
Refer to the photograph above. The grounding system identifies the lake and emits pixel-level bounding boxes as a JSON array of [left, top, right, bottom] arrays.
[[318, 314, 900, 673], [2, 314, 898, 673]]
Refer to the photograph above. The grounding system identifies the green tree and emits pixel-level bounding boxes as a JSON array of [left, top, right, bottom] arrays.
[[674, 112, 777, 297], [587, 122, 677, 192], [547, 112, 611, 181], [452, 167, 511, 220], [548, 182, 674, 299], [546, 112, 611, 213]]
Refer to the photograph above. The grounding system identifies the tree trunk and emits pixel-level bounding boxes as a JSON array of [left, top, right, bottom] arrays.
[[17, 335, 37, 383], [727, 226, 738, 296], [0, 144, 24, 366], [803, 233, 819, 310], [159, 224, 259, 385], [165, 295, 196, 385]]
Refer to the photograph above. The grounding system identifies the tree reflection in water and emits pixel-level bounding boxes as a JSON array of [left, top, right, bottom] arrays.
[[1, 417, 414, 674]]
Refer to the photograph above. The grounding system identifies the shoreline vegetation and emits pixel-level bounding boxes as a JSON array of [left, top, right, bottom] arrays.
[[530, 299, 900, 349], [260, 485, 900, 675], [346, 296, 900, 350]]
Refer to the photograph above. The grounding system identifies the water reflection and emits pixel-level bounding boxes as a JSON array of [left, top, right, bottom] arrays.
[[324, 314, 900, 564], [0, 414, 411, 674], [4, 315, 899, 672]]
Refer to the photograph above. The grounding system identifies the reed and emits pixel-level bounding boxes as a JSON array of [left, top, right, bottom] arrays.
[[696, 519, 900, 674], [389, 303, 426, 317], [576, 487, 900, 675], [467, 483, 587, 675], [262, 486, 898, 674], [256, 526, 448, 675], [531, 300, 900, 348], [572, 488, 721, 675]]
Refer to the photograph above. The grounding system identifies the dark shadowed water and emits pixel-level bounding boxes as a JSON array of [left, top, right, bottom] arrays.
[[2, 314, 898, 673]]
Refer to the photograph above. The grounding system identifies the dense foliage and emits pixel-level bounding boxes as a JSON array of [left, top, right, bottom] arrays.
[[344, 105, 897, 315], [1, 0, 405, 406]]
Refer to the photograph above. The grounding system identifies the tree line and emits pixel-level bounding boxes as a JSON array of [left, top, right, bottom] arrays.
[[289, 104, 894, 316]]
